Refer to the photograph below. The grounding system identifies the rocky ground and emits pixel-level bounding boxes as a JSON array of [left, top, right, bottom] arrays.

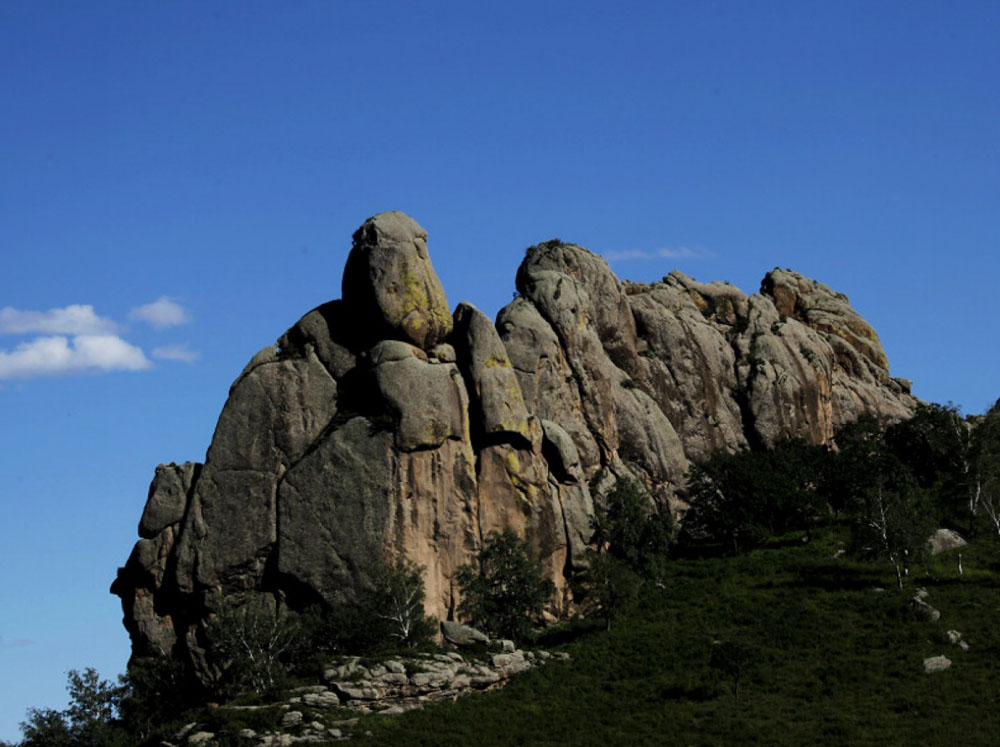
[[163, 643, 569, 746]]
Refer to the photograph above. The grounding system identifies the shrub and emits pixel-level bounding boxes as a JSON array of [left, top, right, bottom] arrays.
[[367, 558, 437, 649], [205, 592, 300, 698], [455, 528, 555, 641]]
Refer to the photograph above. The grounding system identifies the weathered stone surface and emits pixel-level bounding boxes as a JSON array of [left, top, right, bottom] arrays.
[[372, 352, 467, 452], [342, 211, 452, 350], [625, 273, 748, 461], [113, 212, 919, 687], [139, 462, 199, 538], [453, 302, 530, 441], [497, 296, 600, 471]]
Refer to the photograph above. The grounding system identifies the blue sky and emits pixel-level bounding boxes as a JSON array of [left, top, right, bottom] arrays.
[[2, 0, 998, 738]]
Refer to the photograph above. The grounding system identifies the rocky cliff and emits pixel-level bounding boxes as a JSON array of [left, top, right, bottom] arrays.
[[112, 212, 916, 683]]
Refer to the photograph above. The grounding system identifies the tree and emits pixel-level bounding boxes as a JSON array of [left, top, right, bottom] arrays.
[[886, 402, 975, 529], [580, 551, 641, 632], [592, 478, 674, 581], [683, 440, 823, 553], [18, 668, 126, 747], [709, 639, 757, 701], [455, 528, 555, 641], [117, 655, 190, 742], [974, 400, 1000, 542], [826, 415, 886, 517], [205, 592, 300, 697], [849, 453, 934, 589], [366, 558, 436, 649]]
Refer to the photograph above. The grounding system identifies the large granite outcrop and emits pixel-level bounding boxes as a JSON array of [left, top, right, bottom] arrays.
[[112, 214, 917, 685]]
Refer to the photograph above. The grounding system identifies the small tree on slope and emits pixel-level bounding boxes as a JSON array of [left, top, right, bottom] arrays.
[[455, 528, 555, 642]]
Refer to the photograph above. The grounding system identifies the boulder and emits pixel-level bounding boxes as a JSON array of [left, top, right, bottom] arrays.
[[441, 620, 489, 647], [909, 596, 941, 622], [923, 655, 952, 673], [342, 211, 452, 350], [928, 528, 967, 555]]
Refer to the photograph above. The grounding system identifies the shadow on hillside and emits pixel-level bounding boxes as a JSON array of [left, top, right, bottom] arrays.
[[532, 618, 602, 648], [775, 563, 886, 592]]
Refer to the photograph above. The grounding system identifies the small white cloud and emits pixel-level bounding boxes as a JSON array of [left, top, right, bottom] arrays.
[[603, 250, 657, 261], [603, 247, 715, 262], [152, 344, 199, 363], [0, 635, 35, 648], [129, 297, 191, 329], [656, 247, 713, 259], [0, 335, 152, 380], [0, 304, 118, 335]]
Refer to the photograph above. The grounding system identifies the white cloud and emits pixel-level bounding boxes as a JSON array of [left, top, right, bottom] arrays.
[[129, 297, 191, 329], [0, 335, 152, 380], [603, 247, 715, 262], [0, 635, 35, 648], [152, 344, 199, 363], [0, 304, 118, 335]]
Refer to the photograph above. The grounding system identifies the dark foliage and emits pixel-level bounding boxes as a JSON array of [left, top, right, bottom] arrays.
[[455, 528, 555, 641], [578, 551, 642, 632], [592, 478, 674, 580], [682, 439, 825, 553]]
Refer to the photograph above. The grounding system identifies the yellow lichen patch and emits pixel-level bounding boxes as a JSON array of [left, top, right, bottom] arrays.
[[483, 354, 512, 369], [846, 318, 879, 343], [396, 260, 429, 315], [505, 451, 521, 475], [687, 289, 709, 313]]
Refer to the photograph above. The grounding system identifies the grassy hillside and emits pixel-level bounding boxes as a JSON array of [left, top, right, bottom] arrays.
[[344, 527, 1000, 746]]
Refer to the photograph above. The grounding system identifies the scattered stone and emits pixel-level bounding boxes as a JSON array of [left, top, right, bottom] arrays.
[[187, 733, 215, 746], [174, 723, 198, 741], [909, 596, 941, 622], [923, 655, 952, 673], [301, 690, 340, 708], [946, 630, 970, 650], [280, 710, 303, 728]]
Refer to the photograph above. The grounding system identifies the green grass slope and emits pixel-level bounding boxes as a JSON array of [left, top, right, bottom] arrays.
[[347, 528, 1000, 747]]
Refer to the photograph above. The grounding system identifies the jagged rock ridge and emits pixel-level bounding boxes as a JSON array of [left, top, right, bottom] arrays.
[[112, 212, 916, 684]]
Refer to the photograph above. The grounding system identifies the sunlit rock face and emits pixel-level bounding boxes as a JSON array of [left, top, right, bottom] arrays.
[[112, 213, 916, 685]]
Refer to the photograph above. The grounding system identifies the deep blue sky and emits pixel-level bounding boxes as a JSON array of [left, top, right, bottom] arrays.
[[2, 1, 998, 738]]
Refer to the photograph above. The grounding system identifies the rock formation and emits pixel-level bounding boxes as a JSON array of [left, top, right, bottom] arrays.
[[112, 211, 917, 684]]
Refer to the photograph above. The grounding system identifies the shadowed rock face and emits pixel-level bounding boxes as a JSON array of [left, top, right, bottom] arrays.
[[112, 214, 917, 685]]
